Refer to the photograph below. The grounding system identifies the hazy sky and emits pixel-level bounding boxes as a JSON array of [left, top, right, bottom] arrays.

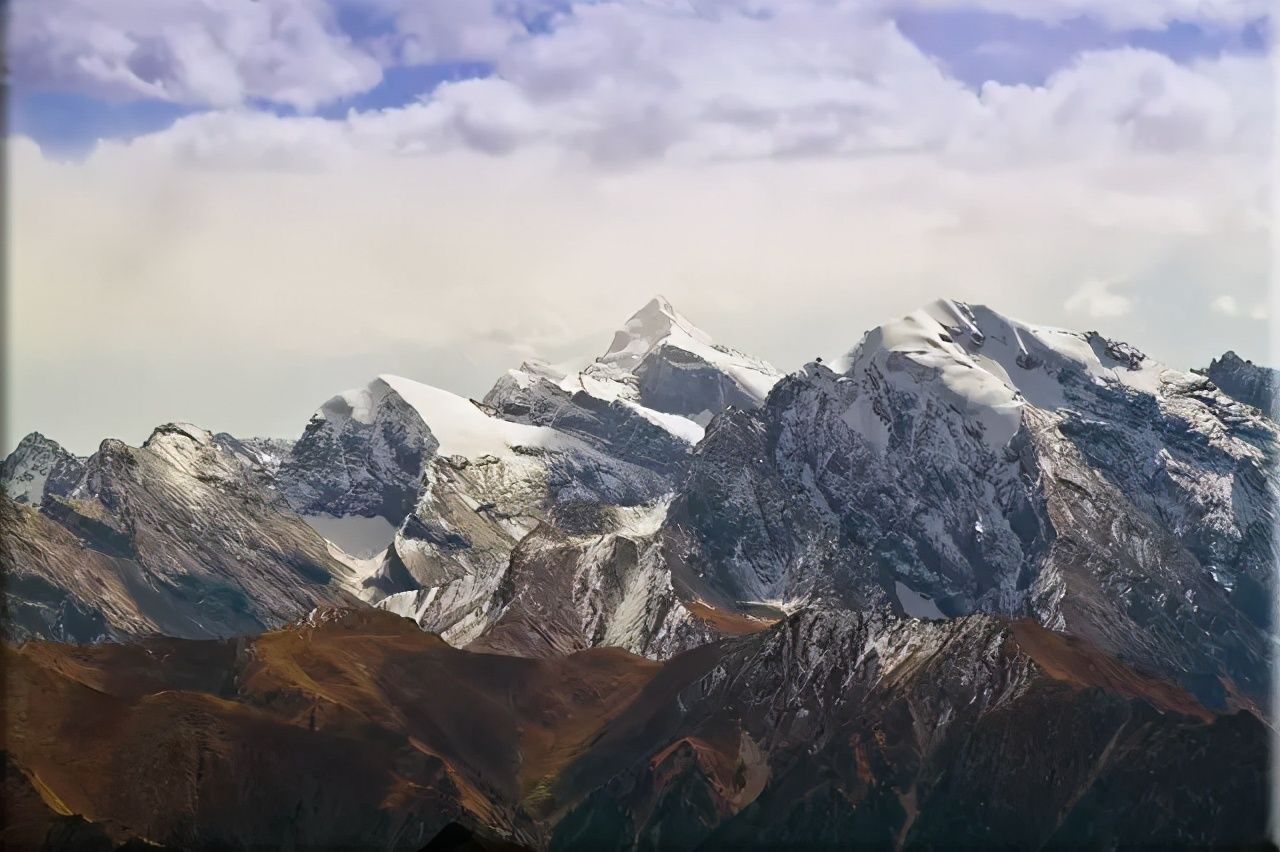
[[5, 0, 1274, 455]]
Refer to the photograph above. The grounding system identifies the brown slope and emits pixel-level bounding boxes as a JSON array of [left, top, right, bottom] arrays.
[[4, 607, 663, 849], [3, 607, 1268, 851], [1008, 618, 1213, 722]]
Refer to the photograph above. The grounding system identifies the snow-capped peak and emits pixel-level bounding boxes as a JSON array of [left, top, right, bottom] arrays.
[[316, 381, 392, 426], [843, 299, 1175, 450], [485, 298, 780, 449], [314, 373, 580, 460], [502, 359, 569, 390], [596, 296, 780, 409], [375, 374, 573, 458], [601, 295, 714, 370], [1, 432, 84, 505]]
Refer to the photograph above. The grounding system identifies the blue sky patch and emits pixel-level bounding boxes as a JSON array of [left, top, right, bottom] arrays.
[[895, 9, 1268, 89]]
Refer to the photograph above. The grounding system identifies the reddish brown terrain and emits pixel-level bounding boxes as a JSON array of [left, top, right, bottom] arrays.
[[3, 606, 1268, 851]]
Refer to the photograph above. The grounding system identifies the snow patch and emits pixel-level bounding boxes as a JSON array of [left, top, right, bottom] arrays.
[[378, 374, 573, 458], [620, 400, 706, 444]]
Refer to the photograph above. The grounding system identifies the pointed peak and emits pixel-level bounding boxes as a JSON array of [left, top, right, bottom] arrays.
[[20, 430, 74, 450], [636, 293, 677, 317], [3, 433, 70, 474], [603, 296, 713, 369], [8, 431, 63, 457], [629, 295, 703, 333], [2, 432, 85, 505], [5, 433, 84, 474]]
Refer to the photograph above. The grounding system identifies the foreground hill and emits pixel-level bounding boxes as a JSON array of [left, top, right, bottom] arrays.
[[3, 607, 1266, 850]]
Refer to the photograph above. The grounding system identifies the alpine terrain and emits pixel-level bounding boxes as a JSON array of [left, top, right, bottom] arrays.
[[2, 297, 1274, 850]]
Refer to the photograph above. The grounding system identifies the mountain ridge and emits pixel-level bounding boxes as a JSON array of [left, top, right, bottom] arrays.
[[2, 295, 1273, 848]]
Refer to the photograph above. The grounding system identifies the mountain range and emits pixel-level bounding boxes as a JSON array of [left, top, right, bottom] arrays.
[[2, 297, 1275, 850]]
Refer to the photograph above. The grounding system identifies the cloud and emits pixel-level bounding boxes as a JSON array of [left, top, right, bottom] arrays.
[[1064, 279, 1135, 318], [890, 0, 1271, 30], [7, 0, 387, 110], [373, 0, 530, 65], [10, 0, 1271, 121], [975, 49, 1248, 159], [5, 1, 1271, 452], [1210, 294, 1240, 316], [1209, 294, 1272, 321], [6, 0, 564, 111], [66, 14, 1268, 173]]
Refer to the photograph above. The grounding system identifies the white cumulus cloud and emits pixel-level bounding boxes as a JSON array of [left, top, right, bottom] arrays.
[[8, 0, 385, 110], [1210, 294, 1240, 316], [5, 0, 1272, 452], [1064, 279, 1135, 318]]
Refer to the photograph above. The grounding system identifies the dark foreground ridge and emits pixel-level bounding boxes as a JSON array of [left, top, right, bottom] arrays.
[[2, 607, 1268, 850]]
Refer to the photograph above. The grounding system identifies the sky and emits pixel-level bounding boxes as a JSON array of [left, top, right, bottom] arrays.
[[4, 0, 1274, 455]]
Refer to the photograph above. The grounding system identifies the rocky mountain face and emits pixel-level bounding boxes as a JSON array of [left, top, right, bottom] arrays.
[[554, 607, 1266, 850], [463, 501, 770, 661], [662, 301, 1276, 708], [260, 300, 784, 651], [276, 376, 442, 522], [2, 297, 1275, 848], [1, 423, 358, 643], [484, 360, 693, 480], [365, 376, 675, 646], [0, 432, 85, 506], [1197, 349, 1277, 416], [3, 607, 1266, 851], [212, 433, 294, 479]]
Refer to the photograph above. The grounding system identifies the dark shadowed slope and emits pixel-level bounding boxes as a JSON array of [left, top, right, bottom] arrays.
[[4, 606, 1266, 851]]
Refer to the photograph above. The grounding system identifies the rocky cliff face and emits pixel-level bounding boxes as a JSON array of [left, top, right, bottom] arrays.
[[0, 432, 85, 506], [276, 377, 441, 522], [1, 423, 357, 643], [663, 301, 1276, 707], [485, 361, 693, 480], [211, 432, 294, 479], [1197, 349, 1277, 416], [466, 501, 748, 661], [366, 378, 676, 646]]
